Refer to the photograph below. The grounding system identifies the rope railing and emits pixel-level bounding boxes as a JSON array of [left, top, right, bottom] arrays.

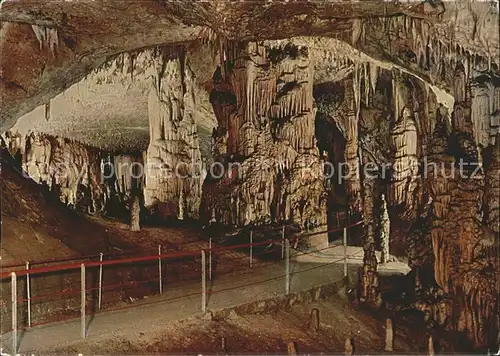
[[3, 216, 364, 354]]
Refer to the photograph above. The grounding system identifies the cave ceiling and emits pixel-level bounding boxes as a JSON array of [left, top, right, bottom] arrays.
[[0, 0, 498, 151]]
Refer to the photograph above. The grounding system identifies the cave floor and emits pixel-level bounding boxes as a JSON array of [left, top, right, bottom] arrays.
[[8, 297, 452, 355], [3, 259, 362, 354]]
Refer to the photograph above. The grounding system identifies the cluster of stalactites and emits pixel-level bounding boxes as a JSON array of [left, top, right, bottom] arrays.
[[379, 10, 498, 76], [2, 131, 111, 214], [31, 25, 58, 56], [144, 55, 203, 220], [203, 40, 327, 229], [241, 42, 314, 125]]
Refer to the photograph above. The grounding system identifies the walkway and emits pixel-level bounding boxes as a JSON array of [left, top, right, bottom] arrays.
[[295, 244, 411, 275], [1, 246, 410, 354]]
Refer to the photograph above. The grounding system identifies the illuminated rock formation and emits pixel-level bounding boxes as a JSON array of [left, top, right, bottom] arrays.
[[379, 194, 391, 264], [202, 42, 327, 230], [144, 52, 204, 220]]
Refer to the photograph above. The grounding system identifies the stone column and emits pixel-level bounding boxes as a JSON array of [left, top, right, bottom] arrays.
[[380, 194, 390, 264], [130, 194, 140, 232], [359, 165, 382, 308]]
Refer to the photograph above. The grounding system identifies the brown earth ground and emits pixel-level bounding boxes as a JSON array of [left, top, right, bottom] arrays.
[[47, 298, 461, 355]]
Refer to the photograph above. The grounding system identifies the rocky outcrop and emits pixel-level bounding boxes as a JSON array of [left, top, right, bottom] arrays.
[[202, 42, 327, 229], [144, 51, 204, 220]]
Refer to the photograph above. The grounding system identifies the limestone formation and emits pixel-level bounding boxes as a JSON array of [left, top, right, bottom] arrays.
[[1, 131, 142, 216], [423, 68, 499, 347], [385, 318, 394, 352], [144, 52, 204, 220], [380, 194, 391, 264], [1, 0, 499, 351], [359, 171, 382, 309], [390, 76, 419, 212], [130, 195, 141, 232], [484, 134, 500, 234]]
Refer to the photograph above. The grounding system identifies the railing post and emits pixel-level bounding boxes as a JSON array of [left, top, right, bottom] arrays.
[[11, 272, 17, 355], [249, 231, 253, 268], [26, 261, 31, 328], [285, 239, 290, 295], [343, 227, 348, 277], [281, 225, 285, 259], [201, 250, 206, 312], [158, 245, 163, 295], [81, 263, 86, 339], [209, 238, 212, 280], [98, 253, 103, 311]]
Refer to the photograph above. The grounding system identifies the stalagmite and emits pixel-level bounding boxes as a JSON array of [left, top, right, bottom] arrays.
[[385, 318, 394, 352], [130, 195, 140, 232], [144, 53, 203, 220], [344, 338, 353, 355], [359, 170, 382, 308], [380, 194, 390, 264]]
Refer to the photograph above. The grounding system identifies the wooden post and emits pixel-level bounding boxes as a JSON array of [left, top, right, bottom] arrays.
[[81, 264, 86, 339], [343, 227, 348, 277], [201, 250, 206, 312], [249, 231, 253, 268], [26, 262, 31, 328], [428, 334, 435, 356], [11, 272, 17, 355], [281, 225, 285, 259], [158, 245, 163, 294], [98, 253, 103, 310], [385, 318, 393, 352], [209, 238, 213, 280], [285, 239, 290, 295]]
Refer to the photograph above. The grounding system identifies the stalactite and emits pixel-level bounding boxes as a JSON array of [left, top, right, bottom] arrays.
[[352, 19, 363, 47], [6, 131, 113, 212], [202, 41, 326, 230], [31, 25, 58, 56]]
